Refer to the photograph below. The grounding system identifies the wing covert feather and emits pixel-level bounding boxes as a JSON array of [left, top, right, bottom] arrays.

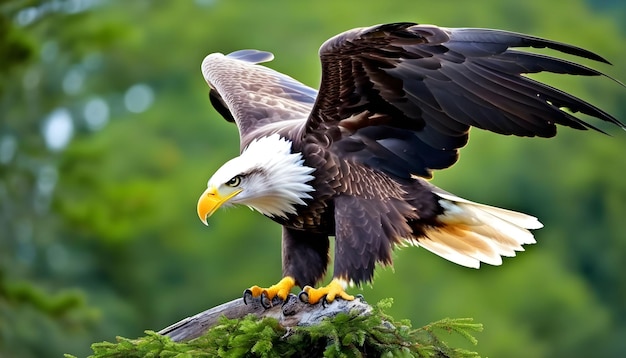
[[201, 51, 316, 150]]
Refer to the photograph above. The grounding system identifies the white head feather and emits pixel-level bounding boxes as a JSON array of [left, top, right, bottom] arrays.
[[207, 134, 315, 218]]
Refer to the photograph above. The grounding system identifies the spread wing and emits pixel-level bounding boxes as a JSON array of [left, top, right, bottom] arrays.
[[201, 50, 317, 151], [306, 23, 624, 178]]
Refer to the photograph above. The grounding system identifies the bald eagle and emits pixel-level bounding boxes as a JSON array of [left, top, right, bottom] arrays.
[[196, 23, 624, 305]]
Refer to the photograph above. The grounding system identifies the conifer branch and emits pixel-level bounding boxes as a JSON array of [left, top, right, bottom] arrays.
[[77, 296, 482, 358], [72, 296, 483, 357]]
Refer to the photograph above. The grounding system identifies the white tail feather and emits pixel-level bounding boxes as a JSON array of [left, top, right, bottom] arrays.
[[417, 191, 542, 269], [435, 192, 543, 230]]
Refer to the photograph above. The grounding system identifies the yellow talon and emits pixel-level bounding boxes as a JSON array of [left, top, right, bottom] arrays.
[[301, 278, 354, 304], [247, 276, 295, 301]]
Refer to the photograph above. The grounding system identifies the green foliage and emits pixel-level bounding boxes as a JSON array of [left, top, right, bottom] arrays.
[[1, 274, 83, 318], [79, 299, 482, 358], [1, 0, 625, 357]]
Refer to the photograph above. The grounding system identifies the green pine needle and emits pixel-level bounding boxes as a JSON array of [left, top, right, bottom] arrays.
[[77, 299, 483, 358]]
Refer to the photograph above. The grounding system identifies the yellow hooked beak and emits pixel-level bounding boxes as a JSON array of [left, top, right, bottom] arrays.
[[197, 186, 242, 226]]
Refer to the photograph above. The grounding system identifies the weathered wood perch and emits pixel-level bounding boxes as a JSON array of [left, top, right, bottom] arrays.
[[158, 293, 372, 342], [87, 295, 480, 357]]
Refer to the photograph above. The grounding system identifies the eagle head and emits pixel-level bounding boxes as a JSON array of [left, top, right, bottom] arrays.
[[197, 134, 316, 224]]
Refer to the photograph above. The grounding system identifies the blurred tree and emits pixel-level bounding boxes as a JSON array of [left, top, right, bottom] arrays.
[[0, 4, 89, 358], [586, 0, 626, 33], [0, 0, 624, 357]]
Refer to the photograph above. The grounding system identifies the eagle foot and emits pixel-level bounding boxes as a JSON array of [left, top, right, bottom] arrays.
[[242, 276, 295, 308], [298, 278, 354, 305]]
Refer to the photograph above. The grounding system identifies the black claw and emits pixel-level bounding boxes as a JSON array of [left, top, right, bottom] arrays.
[[298, 291, 309, 303], [260, 292, 273, 309], [321, 295, 328, 308], [271, 295, 283, 307], [243, 289, 254, 305]]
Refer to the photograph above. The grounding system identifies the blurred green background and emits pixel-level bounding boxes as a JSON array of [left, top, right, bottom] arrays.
[[1, 0, 625, 357]]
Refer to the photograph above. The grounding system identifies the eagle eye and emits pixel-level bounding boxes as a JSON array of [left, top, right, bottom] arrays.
[[225, 175, 242, 187]]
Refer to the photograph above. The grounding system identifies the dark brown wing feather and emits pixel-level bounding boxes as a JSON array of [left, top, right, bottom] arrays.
[[306, 23, 624, 178]]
